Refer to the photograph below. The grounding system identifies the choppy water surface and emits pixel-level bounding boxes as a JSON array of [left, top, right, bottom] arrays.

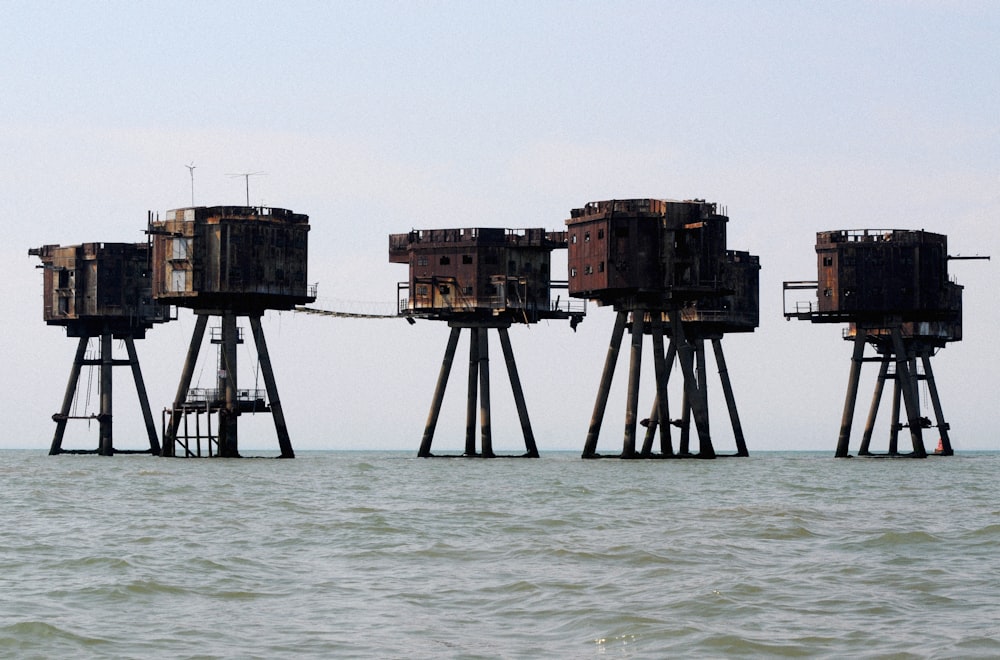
[[2, 449, 1000, 658]]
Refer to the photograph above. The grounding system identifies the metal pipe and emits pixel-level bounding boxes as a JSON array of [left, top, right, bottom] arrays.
[[419, 326, 461, 457], [250, 315, 294, 458], [582, 311, 627, 458]]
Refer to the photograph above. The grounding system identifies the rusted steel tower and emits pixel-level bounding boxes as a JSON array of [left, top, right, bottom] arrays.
[[784, 229, 983, 458], [30, 242, 172, 455], [150, 206, 315, 458], [567, 199, 760, 459], [390, 228, 585, 457]]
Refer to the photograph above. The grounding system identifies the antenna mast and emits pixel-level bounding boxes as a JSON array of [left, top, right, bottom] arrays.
[[227, 171, 266, 207]]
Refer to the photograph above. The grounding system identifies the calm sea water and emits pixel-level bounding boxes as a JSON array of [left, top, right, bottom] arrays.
[[2, 449, 1000, 659]]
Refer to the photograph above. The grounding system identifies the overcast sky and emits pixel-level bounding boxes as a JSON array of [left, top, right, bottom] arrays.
[[3, 1, 998, 454]]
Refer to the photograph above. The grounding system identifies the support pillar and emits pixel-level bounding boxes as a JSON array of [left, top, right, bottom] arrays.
[[478, 326, 494, 458], [125, 336, 160, 455], [582, 311, 627, 458], [835, 331, 867, 457], [164, 314, 209, 457], [218, 311, 240, 457], [419, 326, 461, 457], [498, 327, 538, 458], [98, 332, 113, 456], [712, 338, 748, 457], [891, 328, 926, 457], [858, 357, 890, 456], [50, 336, 89, 455], [250, 316, 294, 458], [465, 327, 479, 456], [622, 312, 645, 458], [921, 351, 952, 455]]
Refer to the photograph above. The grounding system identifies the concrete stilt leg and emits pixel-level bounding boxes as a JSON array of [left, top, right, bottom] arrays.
[[98, 332, 113, 456], [921, 351, 952, 455], [419, 326, 461, 457], [478, 327, 494, 458], [465, 328, 479, 456], [891, 328, 926, 457], [498, 327, 538, 458], [859, 357, 890, 456], [583, 311, 627, 458], [712, 338, 747, 457], [50, 336, 89, 455], [250, 316, 294, 458], [165, 314, 209, 457], [623, 312, 645, 458], [836, 331, 867, 457], [125, 336, 160, 455]]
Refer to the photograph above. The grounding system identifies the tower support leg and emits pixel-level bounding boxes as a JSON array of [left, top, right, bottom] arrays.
[[465, 327, 479, 456], [250, 316, 294, 458], [920, 351, 952, 455], [889, 373, 902, 455], [99, 332, 113, 456], [498, 327, 538, 458], [678, 377, 691, 455], [836, 331, 867, 457], [652, 316, 673, 456], [165, 314, 209, 457], [478, 326, 494, 458], [891, 329, 926, 457], [582, 311, 627, 458], [125, 336, 160, 455], [712, 338, 748, 457], [419, 326, 461, 457], [671, 315, 713, 457], [859, 357, 890, 456], [218, 312, 240, 458], [50, 336, 89, 455], [622, 312, 646, 458]]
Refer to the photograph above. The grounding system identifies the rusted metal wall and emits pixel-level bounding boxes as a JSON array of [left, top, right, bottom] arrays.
[[389, 227, 570, 322], [29, 242, 168, 336], [151, 206, 313, 311], [566, 199, 759, 331], [815, 229, 956, 321]]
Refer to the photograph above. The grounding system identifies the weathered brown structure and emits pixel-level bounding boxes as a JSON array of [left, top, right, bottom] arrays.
[[390, 227, 585, 457], [150, 206, 315, 458], [783, 228, 980, 457], [30, 241, 172, 455], [567, 198, 759, 459]]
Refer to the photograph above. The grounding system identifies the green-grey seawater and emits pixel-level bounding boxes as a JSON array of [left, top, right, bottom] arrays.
[[2, 450, 999, 658]]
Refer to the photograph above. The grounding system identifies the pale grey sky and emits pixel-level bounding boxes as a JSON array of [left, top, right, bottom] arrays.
[[3, 1, 998, 453]]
